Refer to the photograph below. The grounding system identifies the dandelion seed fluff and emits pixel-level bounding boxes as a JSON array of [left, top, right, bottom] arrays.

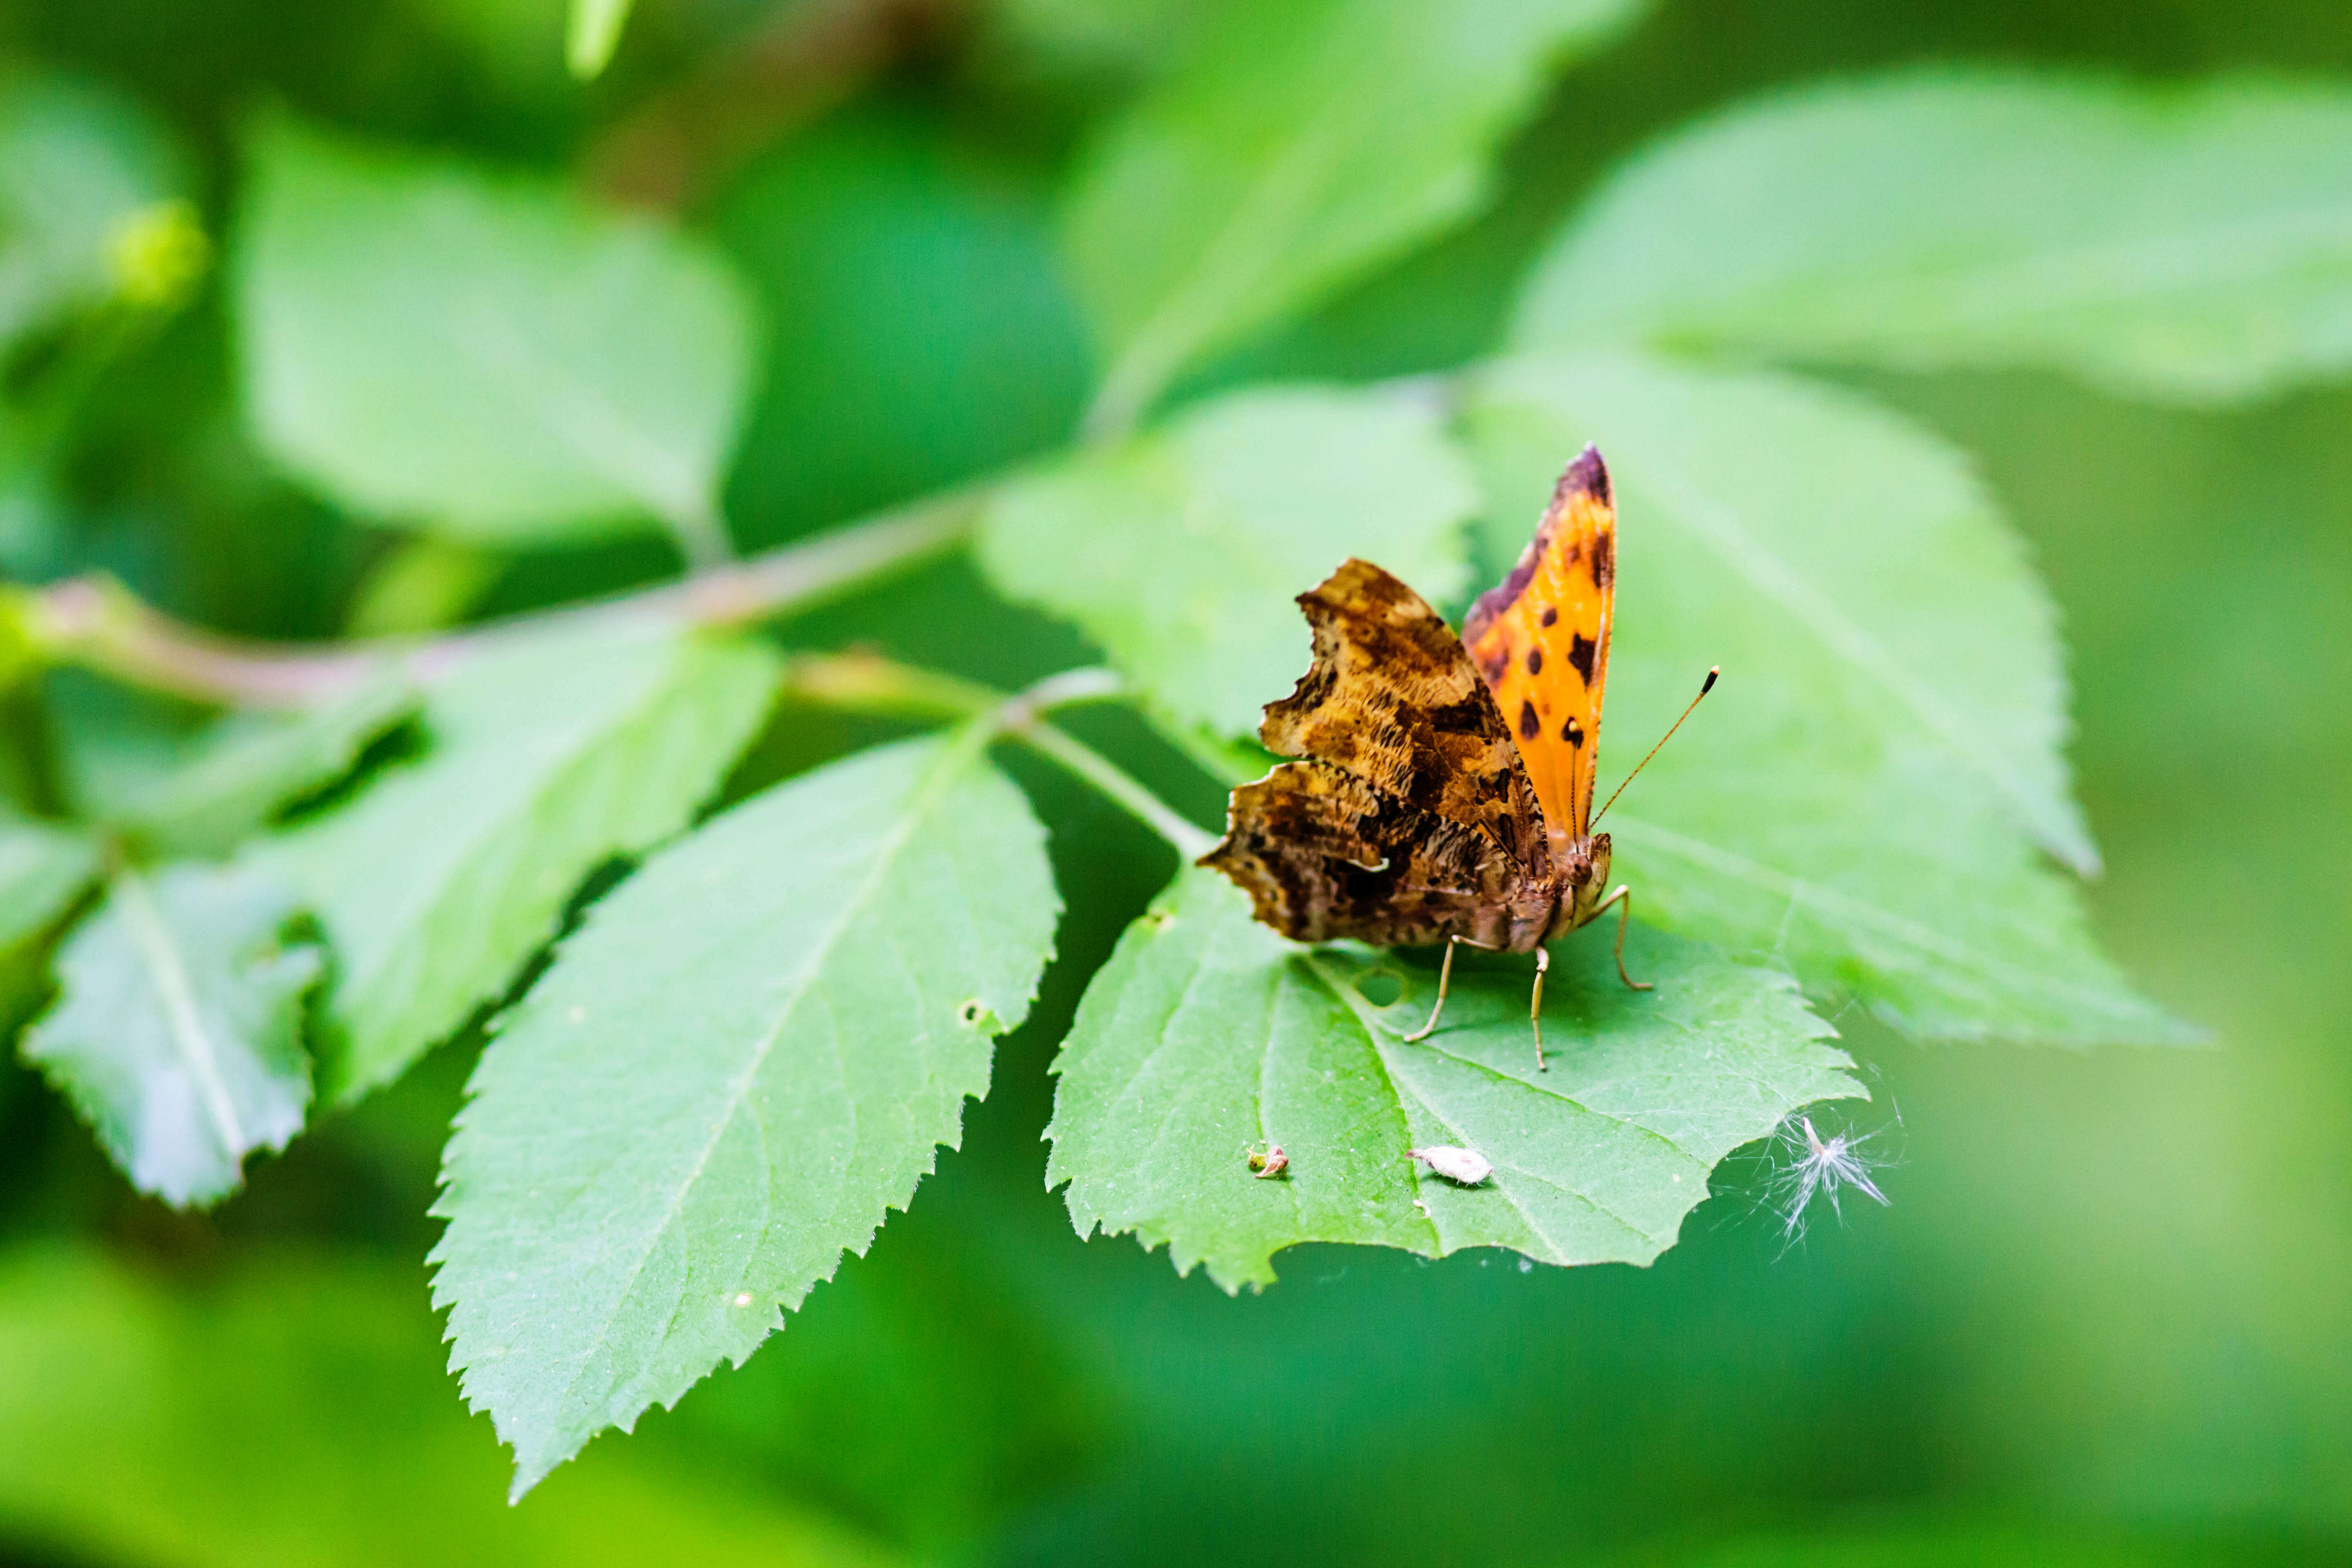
[[1772, 1114, 1893, 1241]]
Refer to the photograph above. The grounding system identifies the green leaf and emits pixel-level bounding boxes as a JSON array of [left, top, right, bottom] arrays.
[[0, 72, 185, 347], [254, 624, 778, 1104], [236, 116, 758, 561], [0, 1247, 904, 1568], [1048, 868, 1859, 1292], [20, 863, 319, 1207], [0, 813, 101, 951], [1513, 71, 2352, 403], [70, 672, 416, 856], [566, 0, 633, 79], [1463, 352, 2192, 1044], [1064, 0, 1645, 431], [432, 729, 1059, 1498], [977, 384, 1475, 735]]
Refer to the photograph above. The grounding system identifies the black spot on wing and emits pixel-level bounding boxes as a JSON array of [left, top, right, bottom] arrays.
[[1568, 633, 1597, 684], [1525, 648, 1542, 675], [1561, 717, 1584, 746], [1518, 700, 1539, 740], [1592, 528, 1615, 590], [1541, 606, 1558, 627]]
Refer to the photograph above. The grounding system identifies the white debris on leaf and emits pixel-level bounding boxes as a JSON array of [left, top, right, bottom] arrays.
[[1408, 1145, 1492, 1186], [1772, 1114, 1892, 1240]]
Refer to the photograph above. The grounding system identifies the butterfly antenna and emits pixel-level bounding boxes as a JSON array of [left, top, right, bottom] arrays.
[[1592, 667, 1717, 826]]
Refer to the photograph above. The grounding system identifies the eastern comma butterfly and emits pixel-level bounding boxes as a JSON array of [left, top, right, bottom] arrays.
[[1201, 446, 1714, 1070]]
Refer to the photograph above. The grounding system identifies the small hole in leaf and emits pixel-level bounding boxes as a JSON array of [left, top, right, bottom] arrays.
[[958, 1000, 986, 1027], [1145, 911, 1174, 930], [1355, 970, 1403, 1007]]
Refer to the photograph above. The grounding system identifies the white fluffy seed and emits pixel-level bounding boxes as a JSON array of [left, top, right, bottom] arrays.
[[1408, 1145, 1493, 1186]]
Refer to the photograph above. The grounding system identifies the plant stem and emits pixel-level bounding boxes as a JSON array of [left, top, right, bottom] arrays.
[[781, 653, 1219, 861], [1014, 719, 1218, 862], [16, 484, 984, 709]]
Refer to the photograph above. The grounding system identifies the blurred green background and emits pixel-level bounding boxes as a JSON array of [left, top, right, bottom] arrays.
[[1, 0, 2348, 1564]]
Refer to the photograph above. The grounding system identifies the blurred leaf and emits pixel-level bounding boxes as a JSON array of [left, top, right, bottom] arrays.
[[1464, 353, 2192, 1044], [0, 811, 100, 951], [1048, 868, 1859, 1291], [714, 110, 1093, 550], [236, 116, 758, 561], [0, 71, 185, 349], [254, 624, 778, 1104], [567, 0, 632, 79], [0, 1247, 900, 1568], [69, 671, 417, 855], [433, 729, 1059, 1497], [1064, 0, 1645, 431], [1514, 72, 2352, 403], [20, 862, 318, 1206], [978, 384, 1475, 735]]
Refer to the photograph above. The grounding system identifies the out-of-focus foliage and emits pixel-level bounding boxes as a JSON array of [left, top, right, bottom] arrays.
[[237, 117, 758, 561], [252, 624, 778, 1104], [0, 0, 2347, 1562], [1515, 73, 2352, 401], [1063, 0, 1649, 429], [22, 862, 315, 1204], [0, 1247, 902, 1567]]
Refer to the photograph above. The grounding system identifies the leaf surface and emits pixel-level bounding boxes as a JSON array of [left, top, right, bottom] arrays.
[[21, 863, 318, 1206], [1464, 352, 2191, 1043], [978, 385, 1474, 735], [1049, 868, 1859, 1291], [236, 117, 757, 557], [254, 625, 777, 1103], [1065, 0, 1644, 428], [1514, 72, 2352, 402], [431, 730, 1059, 1498]]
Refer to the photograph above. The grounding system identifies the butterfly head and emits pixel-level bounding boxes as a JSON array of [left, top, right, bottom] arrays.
[[1549, 832, 1613, 937]]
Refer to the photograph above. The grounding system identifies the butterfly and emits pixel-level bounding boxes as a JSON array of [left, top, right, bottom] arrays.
[[1200, 445, 1713, 1070]]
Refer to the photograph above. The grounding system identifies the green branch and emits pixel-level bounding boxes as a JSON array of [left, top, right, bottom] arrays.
[[9, 485, 984, 709], [783, 653, 1218, 861]]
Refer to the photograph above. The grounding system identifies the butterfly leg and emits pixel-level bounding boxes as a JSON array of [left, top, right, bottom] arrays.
[[1404, 934, 1494, 1043], [1528, 945, 1550, 1072], [1591, 884, 1653, 991]]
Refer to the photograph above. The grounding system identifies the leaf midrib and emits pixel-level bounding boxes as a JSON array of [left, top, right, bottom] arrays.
[[533, 730, 988, 1441], [114, 871, 247, 1165]]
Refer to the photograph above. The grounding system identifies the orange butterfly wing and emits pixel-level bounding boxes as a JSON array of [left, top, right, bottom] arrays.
[[1461, 445, 1616, 844]]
